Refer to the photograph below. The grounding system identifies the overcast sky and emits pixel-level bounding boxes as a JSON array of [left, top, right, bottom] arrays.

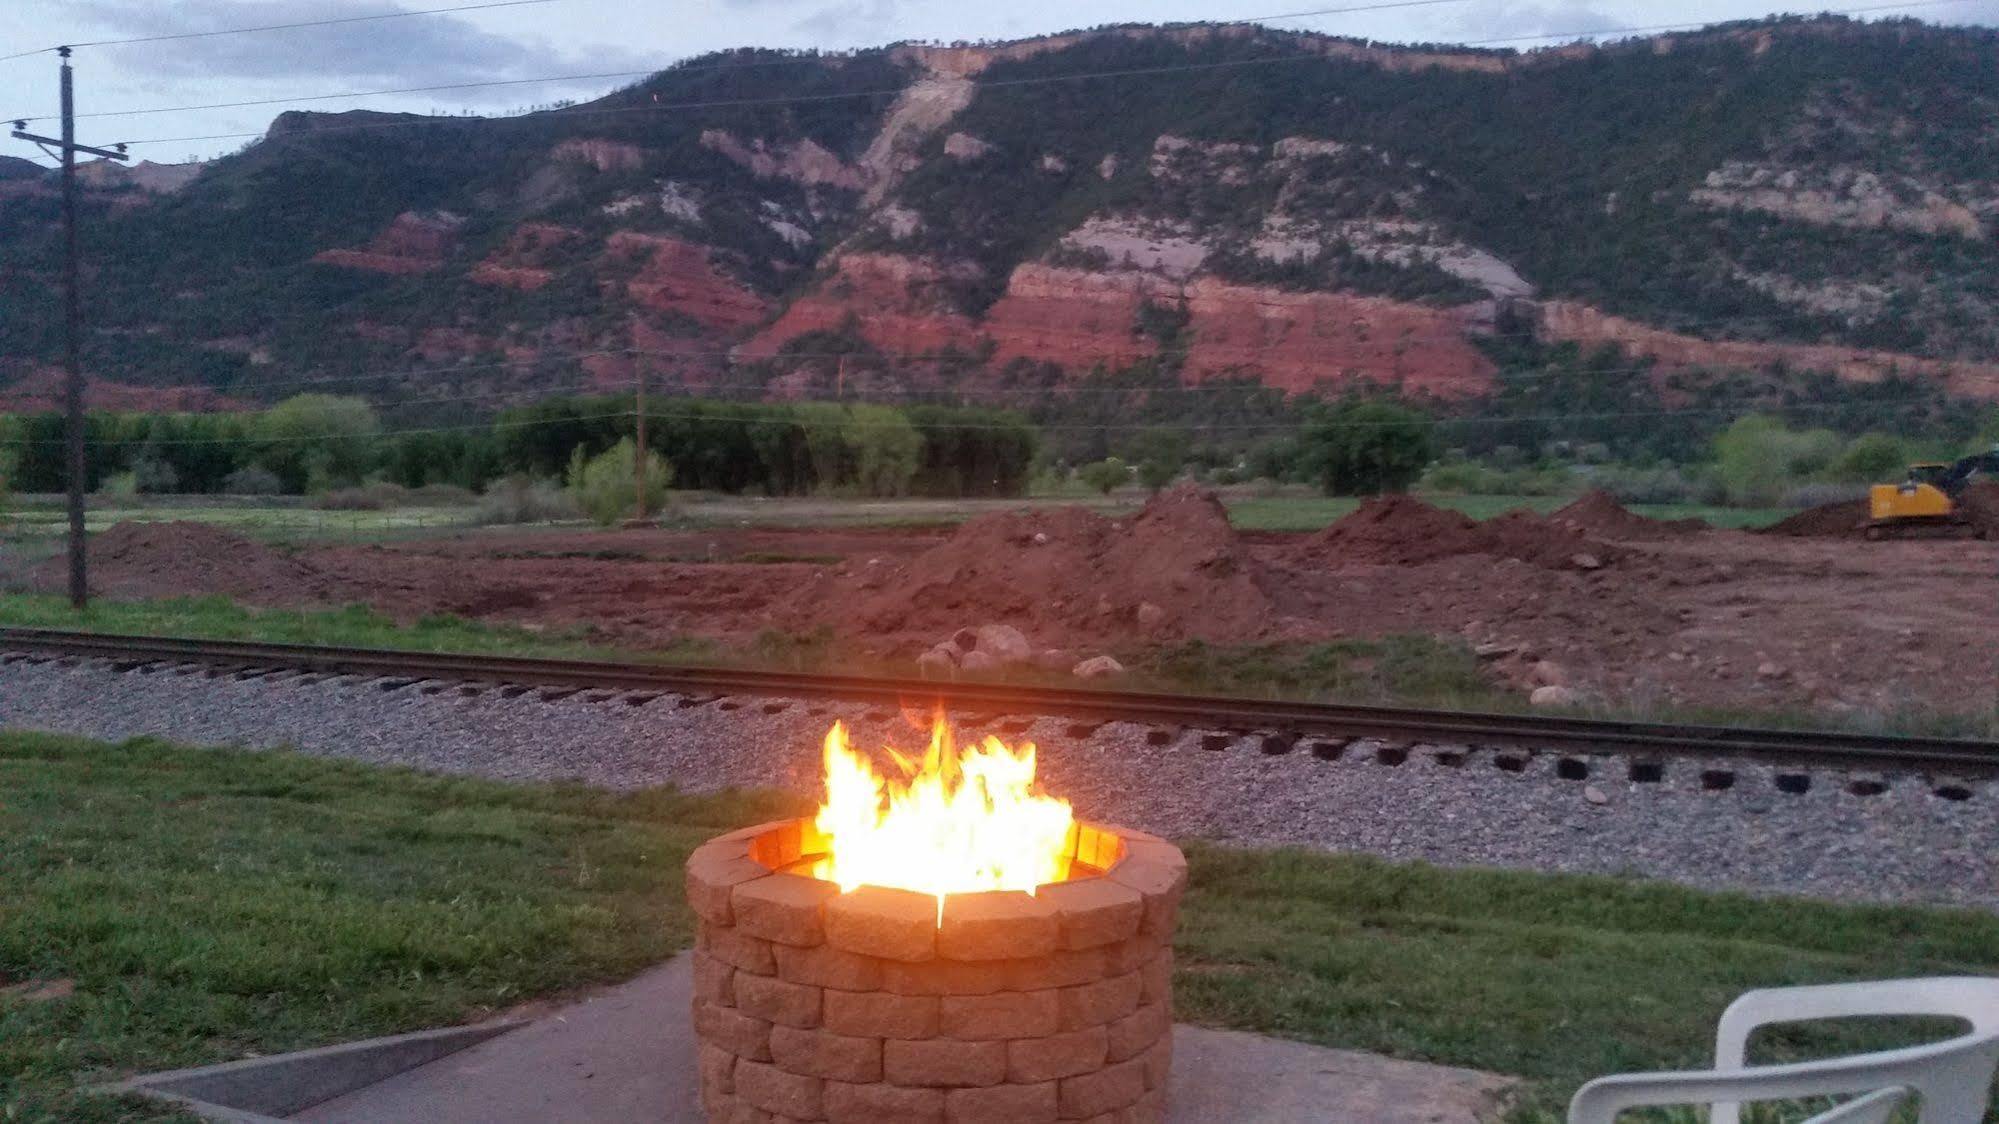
[[3, 0, 1995, 165]]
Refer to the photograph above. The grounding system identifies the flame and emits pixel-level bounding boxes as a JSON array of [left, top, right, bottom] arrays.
[[810, 715, 1075, 914]]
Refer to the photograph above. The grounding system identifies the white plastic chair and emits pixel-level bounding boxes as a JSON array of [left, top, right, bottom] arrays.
[[1569, 978, 1999, 1124]]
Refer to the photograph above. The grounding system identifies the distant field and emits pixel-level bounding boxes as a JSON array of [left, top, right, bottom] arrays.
[[2, 490, 1799, 544]]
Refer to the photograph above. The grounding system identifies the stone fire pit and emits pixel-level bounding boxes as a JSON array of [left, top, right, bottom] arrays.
[[686, 817, 1184, 1122]]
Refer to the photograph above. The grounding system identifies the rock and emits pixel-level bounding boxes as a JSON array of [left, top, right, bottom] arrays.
[[916, 646, 958, 678], [1032, 532, 1049, 545], [1135, 602, 1167, 632], [1583, 786, 1609, 806], [1529, 660, 1568, 688], [1033, 648, 1077, 672], [1072, 655, 1126, 679], [1529, 685, 1579, 707], [1473, 641, 1519, 660], [958, 649, 1001, 673], [1756, 661, 1787, 679], [1570, 552, 1604, 570], [973, 624, 1032, 665], [951, 628, 978, 651]]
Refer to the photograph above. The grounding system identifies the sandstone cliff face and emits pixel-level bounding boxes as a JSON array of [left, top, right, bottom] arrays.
[[1538, 302, 1999, 401], [605, 232, 769, 331], [312, 211, 465, 275]]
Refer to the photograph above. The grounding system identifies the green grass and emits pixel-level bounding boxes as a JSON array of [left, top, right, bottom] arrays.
[[0, 729, 804, 1121], [1223, 492, 1796, 532], [3, 503, 478, 544], [1178, 845, 1999, 1121], [4, 731, 1996, 1121]]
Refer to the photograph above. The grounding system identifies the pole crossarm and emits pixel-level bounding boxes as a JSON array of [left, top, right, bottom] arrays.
[[10, 129, 129, 161]]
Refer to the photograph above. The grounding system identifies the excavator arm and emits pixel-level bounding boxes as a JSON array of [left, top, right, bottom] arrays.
[[1938, 451, 1999, 497]]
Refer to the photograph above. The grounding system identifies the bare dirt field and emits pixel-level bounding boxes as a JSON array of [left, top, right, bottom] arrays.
[[29, 485, 1999, 718]]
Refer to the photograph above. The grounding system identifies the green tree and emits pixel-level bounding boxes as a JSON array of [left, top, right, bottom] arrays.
[[1077, 457, 1129, 495], [844, 405, 923, 498], [1832, 433, 1911, 484], [1295, 399, 1436, 495], [566, 438, 671, 526], [253, 395, 381, 493]]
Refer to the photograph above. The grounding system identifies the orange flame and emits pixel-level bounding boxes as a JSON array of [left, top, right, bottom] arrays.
[[810, 716, 1075, 910]]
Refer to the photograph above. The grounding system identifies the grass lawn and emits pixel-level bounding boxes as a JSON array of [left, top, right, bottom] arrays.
[[1224, 492, 1796, 532], [4, 731, 1995, 1121]]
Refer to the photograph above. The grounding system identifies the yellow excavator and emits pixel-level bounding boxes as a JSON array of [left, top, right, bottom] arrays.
[[1867, 450, 1999, 539]]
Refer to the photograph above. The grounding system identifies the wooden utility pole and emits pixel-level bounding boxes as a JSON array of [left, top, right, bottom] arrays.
[[13, 48, 129, 609], [633, 369, 648, 521]]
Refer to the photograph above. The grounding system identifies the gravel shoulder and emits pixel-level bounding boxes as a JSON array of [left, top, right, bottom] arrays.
[[2, 656, 1993, 913]]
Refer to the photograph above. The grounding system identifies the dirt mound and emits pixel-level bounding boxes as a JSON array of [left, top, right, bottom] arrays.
[[34, 521, 330, 602], [804, 483, 1280, 646], [1959, 482, 1999, 536], [1551, 489, 1707, 539], [1764, 499, 1870, 538], [1301, 495, 1618, 570]]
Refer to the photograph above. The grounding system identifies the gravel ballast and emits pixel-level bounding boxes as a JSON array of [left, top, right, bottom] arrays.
[[1, 655, 1992, 912]]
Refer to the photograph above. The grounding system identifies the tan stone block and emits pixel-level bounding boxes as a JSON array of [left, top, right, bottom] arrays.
[[735, 1057, 823, 1118], [1058, 1057, 1146, 1118], [1006, 1026, 1108, 1083], [733, 873, 840, 947], [776, 942, 884, 990], [735, 972, 823, 1029], [695, 1000, 774, 1062], [823, 1080, 946, 1123], [701, 1091, 764, 1124], [1106, 851, 1185, 939], [1102, 932, 1163, 976], [1003, 946, 1106, 991], [687, 840, 768, 926], [939, 989, 1059, 1041], [1132, 1086, 1167, 1124], [826, 886, 938, 962], [699, 1042, 737, 1105], [938, 891, 1058, 961], [824, 989, 939, 1038], [1035, 878, 1143, 951], [945, 1080, 1058, 1122], [702, 925, 779, 975], [1105, 1001, 1169, 1062], [881, 957, 1008, 996], [884, 1038, 1008, 1087], [770, 1024, 884, 1083], [1140, 1036, 1171, 1090], [1059, 971, 1142, 1031], [1139, 949, 1172, 1007], [694, 950, 738, 1007]]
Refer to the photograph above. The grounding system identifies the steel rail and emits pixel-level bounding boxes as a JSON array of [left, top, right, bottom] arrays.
[[3, 627, 1995, 774]]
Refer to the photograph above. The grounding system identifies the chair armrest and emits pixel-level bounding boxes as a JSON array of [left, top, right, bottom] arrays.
[[1569, 1058, 1923, 1124], [1716, 978, 1994, 1069]]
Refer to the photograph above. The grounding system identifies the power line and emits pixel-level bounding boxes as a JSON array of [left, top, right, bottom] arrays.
[[6, 0, 1485, 125], [95, 0, 1985, 150], [1, 0, 561, 66]]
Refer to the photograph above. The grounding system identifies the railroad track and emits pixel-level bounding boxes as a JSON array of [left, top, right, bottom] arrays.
[[3, 626, 1996, 777]]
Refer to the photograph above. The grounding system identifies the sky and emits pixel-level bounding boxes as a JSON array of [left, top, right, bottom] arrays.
[[2, 0, 1996, 165]]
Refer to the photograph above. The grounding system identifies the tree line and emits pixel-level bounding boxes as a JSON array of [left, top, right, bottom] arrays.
[[0, 394, 1039, 500]]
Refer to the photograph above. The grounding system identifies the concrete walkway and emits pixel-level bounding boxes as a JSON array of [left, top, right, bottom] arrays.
[[294, 955, 1513, 1123]]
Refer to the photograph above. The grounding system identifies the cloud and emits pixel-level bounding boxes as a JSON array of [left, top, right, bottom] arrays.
[[70, 0, 659, 98], [1437, 0, 1627, 46]]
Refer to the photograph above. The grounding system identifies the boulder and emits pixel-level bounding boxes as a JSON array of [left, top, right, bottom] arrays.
[[1072, 655, 1126, 679], [958, 649, 1002, 673], [1135, 602, 1167, 632], [1529, 685, 1579, 707], [1529, 660, 1568, 688], [916, 646, 958, 679], [1033, 648, 1078, 672], [973, 624, 1033, 665]]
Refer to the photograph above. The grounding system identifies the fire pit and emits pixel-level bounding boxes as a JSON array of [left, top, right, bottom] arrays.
[[686, 719, 1182, 1122]]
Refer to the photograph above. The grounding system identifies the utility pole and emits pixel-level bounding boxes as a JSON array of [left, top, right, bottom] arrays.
[[13, 48, 129, 610], [633, 369, 648, 522]]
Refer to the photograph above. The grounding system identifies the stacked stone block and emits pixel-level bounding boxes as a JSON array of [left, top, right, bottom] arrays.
[[686, 818, 1184, 1123]]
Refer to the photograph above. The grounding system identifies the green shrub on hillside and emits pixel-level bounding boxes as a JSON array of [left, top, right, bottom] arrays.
[[1297, 399, 1436, 496]]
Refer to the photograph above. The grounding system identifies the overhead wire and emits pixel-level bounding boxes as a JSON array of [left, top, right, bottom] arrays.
[[87, 0, 1988, 150]]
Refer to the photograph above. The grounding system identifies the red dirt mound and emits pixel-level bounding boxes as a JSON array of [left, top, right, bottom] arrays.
[[1301, 495, 1618, 569], [1551, 489, 1708, 539], [800, 483, 1281, 646], [1765, 483, 1999, 538], [33, 521, 330, 602]]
